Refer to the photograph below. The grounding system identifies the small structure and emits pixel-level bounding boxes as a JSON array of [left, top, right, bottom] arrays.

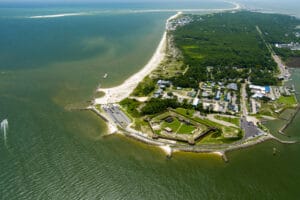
[[187, 90, 197, 98], [165, 116, 174, 123], [225, 92, 231, 102], [228, 104, 239, 113], [192, 98, 200, 107], [250, 84, 269, 94], [252, 93, 264, 99], [153, 89, 163, 98], [157, 80, 171, 85], [275, 42, 300, 50], [265, 86, 271, 93], [227, 83, 238, 91], [157, 80, 171, 90], [215, 90, 221, 100], [164, 127, 173, 133], [202, 91, 210, 98]]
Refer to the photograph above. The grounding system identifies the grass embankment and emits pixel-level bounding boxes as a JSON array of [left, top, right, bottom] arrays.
[[214, 115, 240, 127]]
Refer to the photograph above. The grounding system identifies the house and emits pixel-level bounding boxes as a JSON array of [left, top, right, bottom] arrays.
[[215, 91, 221, 100], [157, 80, 171, 86], [227, 83, 238, 91], [228, 104, 239, 112], [188, 91, 197, 98], [250, 85, 267, 94], [252, 93, 264, 98], [202, 91, 210, 98], [157, 80, 171, 89], [225, 92, 231, 102], [153, 89, 163, 98], [192, 98, 200, 106]]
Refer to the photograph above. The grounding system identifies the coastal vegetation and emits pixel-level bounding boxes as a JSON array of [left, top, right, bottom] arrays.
[[131, 76, 156, 97], [170, 12, 279, 87]]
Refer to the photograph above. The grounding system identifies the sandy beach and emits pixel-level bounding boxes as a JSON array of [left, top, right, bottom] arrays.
[[94, 12, 182, 105]]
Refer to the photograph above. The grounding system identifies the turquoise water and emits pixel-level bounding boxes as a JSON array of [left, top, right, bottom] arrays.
[[1, 1, 300, 199]]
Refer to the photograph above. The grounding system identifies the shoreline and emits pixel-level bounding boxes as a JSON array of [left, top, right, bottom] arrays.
[[101, 124, 296, 162], [94, 12, 181, 105]]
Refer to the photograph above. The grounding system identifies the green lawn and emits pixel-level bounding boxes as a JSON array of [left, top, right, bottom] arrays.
[[161, 117, 197, 134], [161, 118, 181, 132], [277, 95, 298, 106], [177, 123, 196, 134], [175, 108, 195, 117]]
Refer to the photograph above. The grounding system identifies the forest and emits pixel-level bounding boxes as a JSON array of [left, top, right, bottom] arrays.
[[170, 11, 300, 87]]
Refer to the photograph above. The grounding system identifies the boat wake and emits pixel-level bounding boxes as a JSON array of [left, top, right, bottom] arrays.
[[1, 119, 8, 147]]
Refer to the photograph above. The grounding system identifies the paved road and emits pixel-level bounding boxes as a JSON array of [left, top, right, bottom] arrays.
[[256, 25, 290, 80], [241, 83, 248, 117]]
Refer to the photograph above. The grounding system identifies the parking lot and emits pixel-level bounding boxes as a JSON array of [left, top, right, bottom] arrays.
[[241, 117, 264, 139], [103, 104, 131, 128]]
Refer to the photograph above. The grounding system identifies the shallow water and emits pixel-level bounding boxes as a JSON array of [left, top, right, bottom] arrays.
[[0, 1, 300, 199]]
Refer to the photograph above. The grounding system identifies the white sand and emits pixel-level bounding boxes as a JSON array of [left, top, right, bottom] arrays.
[[159, 145, 172, 156], [94, 12, 182, 105]]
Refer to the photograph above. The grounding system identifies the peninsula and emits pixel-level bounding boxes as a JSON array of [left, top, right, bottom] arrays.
[[90, 10, 300, 161]]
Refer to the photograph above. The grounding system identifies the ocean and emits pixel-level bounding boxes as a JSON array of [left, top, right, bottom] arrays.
[[0, 1, 300, 199]]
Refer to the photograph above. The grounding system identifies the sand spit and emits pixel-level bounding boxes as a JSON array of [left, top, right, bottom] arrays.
[[29, 13, 88, 19]]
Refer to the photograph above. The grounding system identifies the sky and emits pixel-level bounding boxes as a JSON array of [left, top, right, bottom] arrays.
[[0, 0, 225, 3], [0, 0, 294, 3], [0, 0, 195, 2], [0, 0, 298, 6]]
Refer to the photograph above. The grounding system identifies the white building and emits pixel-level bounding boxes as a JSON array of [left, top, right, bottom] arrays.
[[192, 98, 200, 106]]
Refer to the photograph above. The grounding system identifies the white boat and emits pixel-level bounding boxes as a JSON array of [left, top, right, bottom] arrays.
[[103, 73, 108, 78]]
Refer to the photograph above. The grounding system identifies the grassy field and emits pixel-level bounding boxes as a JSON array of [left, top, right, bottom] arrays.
[[161, 118, 181, 131], [214, 115, 240, 127], [161, 117, 197, 134], [257, 102, 276, 117], [222, 126, 241, 138], [177, 124, 196, 134], [277, 95, 298, 106], [175, 107, 195, 117]]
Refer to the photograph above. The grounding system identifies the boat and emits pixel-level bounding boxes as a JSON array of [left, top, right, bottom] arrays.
[[103, 73, 108, 78]]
